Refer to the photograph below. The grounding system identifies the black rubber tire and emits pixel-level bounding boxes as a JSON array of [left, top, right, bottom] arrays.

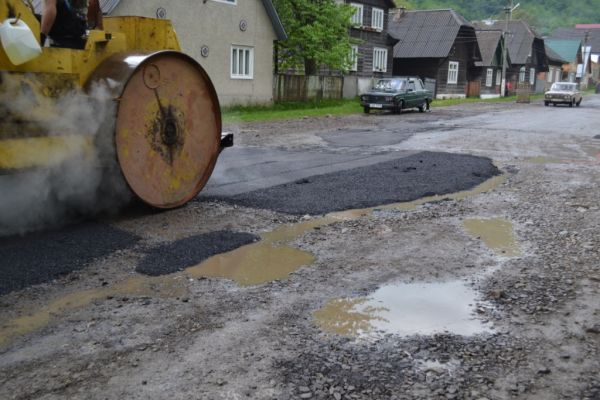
[[418, 102, 425, 112], [363, 106, 370, 114], [396, 101, 403, 114], [569, 101, 573, 107], [576, 99, 581, 107], [544, 101, 549, 106]]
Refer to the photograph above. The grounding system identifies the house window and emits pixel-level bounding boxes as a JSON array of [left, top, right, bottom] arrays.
[[529, 68, 535, 84], [486, 68, 493, 87], [496, 69, 502, 86], [519, 66, 526, 82], [373, 47, 387, 72], [231, 46, 253, 79], [447, 61, 459, 84], [547, 68, 553, 83], [371, 8, 384, 31], [349, 45, 358, 71], [350, 3, 363, 26]]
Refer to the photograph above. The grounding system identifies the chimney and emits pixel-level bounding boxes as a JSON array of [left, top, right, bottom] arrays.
[[391, 7, 407, 22]]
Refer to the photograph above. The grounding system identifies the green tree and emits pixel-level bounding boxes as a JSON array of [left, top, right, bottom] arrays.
[[273, 0, 356, 75]]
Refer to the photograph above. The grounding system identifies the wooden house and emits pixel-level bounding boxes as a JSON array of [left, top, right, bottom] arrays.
[[550, 27, 600, 86], [545, 39, 585, 83], [342, 0, 399, 95], [543, 45, 567, 90], [477, 20, 547, 94], [474, 29, 508, 99], [387, 9, 482, 99]]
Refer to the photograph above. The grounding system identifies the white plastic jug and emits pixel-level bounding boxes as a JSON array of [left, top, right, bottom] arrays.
[[0, 17, 42, 66]]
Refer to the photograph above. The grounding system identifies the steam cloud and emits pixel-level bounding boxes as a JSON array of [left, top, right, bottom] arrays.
[[0, 74, 131, 237]]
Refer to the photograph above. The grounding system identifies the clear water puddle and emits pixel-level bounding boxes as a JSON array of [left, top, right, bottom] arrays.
[[1, 175, 505, 345], [463, 218, 521, 257], [314, 281, 492, 338]]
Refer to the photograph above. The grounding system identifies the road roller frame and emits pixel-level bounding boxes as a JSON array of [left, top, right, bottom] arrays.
[[0, 0, 232, 208]]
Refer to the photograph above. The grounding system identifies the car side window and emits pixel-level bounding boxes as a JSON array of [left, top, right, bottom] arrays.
[[415, 80, 423, 91], [408, 83, 416, 91]]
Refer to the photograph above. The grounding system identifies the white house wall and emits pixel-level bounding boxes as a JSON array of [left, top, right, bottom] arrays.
[[111, 0, 278, 106]]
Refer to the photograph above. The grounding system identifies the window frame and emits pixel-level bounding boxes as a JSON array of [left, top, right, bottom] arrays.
[[350, 3, 363, 26], [485, 68, 494, 87], [519, 66, 526, 82], [372, 47, 387, 72], [371, 7, 384, 31], [349, 45, 358, 72], [496, 69, 502, 86], [547, 68, 553, 83], [230, 45, 254, 80], [447, 61, 459, 84], [529, 67, 535, 84]]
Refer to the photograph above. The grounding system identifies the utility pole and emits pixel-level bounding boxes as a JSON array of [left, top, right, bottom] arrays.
[[501, 1, 519, 97]]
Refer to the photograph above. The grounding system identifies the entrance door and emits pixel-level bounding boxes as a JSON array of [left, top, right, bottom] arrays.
[[467, 80, 481, 98]]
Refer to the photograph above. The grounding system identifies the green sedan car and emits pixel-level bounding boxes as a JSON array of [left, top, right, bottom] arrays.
[[360, 77, 433, 114]]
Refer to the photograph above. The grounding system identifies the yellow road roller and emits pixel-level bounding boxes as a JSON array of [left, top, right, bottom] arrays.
[[0, 0, 231, 209]]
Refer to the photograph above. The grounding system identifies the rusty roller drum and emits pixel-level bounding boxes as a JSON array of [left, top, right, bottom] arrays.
[[86, 51, 222, 209]]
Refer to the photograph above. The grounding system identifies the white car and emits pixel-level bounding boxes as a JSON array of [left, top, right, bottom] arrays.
[[544, 82, 582, 107]]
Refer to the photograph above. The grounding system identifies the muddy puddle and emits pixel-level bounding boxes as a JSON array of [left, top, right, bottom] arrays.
[[463, 218, 521, 257], [0, 174, 505, 346], [525, 156, 566, 164], [314, 280, 493, 338], [0, 276, 186, 347]]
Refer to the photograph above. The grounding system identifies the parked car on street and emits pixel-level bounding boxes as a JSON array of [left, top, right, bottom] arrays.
[[360, 77, 433, 114], [544, 82, 582, 107]]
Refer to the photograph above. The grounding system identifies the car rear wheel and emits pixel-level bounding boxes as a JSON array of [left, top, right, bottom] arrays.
[[418, 101, 426, 113], [544, 101, 549, 106], [569, 100, 574, 107], [576, 99, 582, 107]]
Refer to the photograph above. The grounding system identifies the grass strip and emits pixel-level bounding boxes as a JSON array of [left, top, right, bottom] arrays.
[[222, 91, 581, 124]]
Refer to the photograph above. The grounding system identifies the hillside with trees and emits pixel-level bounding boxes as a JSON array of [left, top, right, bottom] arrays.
[[397, 0, 600, 35]]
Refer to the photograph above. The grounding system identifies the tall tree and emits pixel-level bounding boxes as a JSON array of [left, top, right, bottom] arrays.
[[273, 0, 356, 75]]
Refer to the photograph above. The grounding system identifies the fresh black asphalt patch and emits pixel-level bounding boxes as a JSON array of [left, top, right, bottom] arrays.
[[136, 231, 259, 276], [208, 151, 500, 215], [0, 224, 139, 296]]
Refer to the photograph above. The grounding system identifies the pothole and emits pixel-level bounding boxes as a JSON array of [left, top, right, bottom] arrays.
[[314, 281, 493, 338], [463, 218, 521, 257]]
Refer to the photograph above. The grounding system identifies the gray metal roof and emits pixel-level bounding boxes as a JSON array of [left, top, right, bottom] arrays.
[[476, 20, 540, 65], [261, 0, 287, 40], [475, 29, 503, 67], [388, 9, 476, 59], [32, 0, 287, 40]]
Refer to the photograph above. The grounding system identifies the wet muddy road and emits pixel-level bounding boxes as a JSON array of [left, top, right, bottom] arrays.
[[1, 96, 600, 399]]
